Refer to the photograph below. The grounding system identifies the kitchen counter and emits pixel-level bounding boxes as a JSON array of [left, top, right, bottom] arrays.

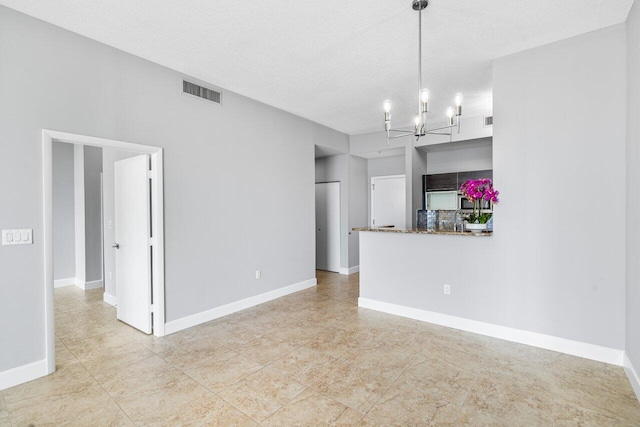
[[353, 227, 492, 236]]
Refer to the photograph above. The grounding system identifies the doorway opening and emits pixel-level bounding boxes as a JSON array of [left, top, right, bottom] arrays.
[[43, 130, 165, 375], [315, 181, 341, 273]]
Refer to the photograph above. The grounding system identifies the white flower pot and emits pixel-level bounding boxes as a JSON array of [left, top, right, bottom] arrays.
[[465, 222, 488, 234]]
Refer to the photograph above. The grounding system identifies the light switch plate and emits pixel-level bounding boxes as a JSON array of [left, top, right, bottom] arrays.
[[2, 229, 33, 245]]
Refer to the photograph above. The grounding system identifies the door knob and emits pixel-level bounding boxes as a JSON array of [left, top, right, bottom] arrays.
[[112, 243, 120, 249]]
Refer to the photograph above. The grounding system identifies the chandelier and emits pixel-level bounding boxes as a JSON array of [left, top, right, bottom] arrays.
[[383, 0, 463, 144]]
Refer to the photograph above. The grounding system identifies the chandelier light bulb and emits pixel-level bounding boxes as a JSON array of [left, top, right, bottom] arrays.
[[421, 89, 430, 103], [383, 100, 392, 113], [455, 93, 463, 107], [414, 115, 421, 126], [446, 107, 454, 118]]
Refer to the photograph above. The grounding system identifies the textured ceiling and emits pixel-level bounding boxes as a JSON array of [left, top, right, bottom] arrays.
[[0, 0, 634, 134]]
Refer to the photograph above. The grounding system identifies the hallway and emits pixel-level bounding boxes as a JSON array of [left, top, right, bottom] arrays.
[[1, 272, 639, 425]]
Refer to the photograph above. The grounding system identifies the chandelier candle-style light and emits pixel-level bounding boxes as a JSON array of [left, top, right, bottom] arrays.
[[383, 0, 463, 144]]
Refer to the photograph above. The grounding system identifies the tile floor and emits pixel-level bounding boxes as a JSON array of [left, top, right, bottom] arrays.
[[2, 271, 640, 426]]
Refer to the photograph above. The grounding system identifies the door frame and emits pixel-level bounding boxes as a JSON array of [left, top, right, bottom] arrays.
[[370, 174, 406, 227], [42, 129, 166, 375]]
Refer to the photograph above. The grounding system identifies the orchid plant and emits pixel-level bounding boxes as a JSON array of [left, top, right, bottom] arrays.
[[460, 179, 499, 224]]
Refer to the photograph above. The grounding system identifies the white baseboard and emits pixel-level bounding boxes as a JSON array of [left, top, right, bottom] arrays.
[[339, 266, 359, 276], [165, 278, 317, 335], [54, 278, 76, 288], [81, 279, 103, 290], [624, 353, 640, 402], [0, 359, 48, 391], [103, 292, 117, 307], [358, 297, 624, 366]]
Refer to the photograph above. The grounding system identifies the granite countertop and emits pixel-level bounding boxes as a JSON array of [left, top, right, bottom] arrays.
[[352, 227, 493, 236]]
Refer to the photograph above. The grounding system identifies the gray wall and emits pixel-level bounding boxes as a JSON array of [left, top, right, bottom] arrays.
[[348, 156, 368, 267], [102, 148, 139, 300], [492, 24, 626, 348], [367, 155, 405, 179], [0, 6, 347, 373], [360, 24, 627, 350], [84, 146, 103, 282], [627, 0, 640, 376], [52, 142, 76, 280], [425, 138, 493, 174]]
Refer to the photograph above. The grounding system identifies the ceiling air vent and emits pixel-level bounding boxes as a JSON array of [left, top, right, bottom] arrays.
[[484, 116, 494, 127], [183, 80, 222, 104]]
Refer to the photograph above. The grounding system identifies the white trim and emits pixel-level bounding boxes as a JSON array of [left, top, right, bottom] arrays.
[[0, 359, 48, 391], [54, 278, 76, 288], [165, 278, 317, 335], [358, 297, 624, 366], [43, 130, 167, 383], [103, 292, 117, 307], [339, 265, 360, 275], [73, 144, 86, 285], [624, 353, 640, 402], [81, 279, 103, 290]]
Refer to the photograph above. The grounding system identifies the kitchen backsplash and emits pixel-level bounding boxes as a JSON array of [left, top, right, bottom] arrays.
[[418, 210, 494, 231]]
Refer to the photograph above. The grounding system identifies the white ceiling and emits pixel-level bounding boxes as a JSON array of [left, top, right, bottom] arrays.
[[1, 0, 633, 135]]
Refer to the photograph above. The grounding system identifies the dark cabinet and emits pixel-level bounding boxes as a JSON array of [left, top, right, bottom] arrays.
[[425, 173, 458, 191], [458, 170, 493, 187], [423, 170, 494, 210]]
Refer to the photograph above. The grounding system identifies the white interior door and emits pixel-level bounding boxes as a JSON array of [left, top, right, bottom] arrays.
[[371, 175, 406, 228], [316, 182, 340, 273], [114, 155, 152, 334]]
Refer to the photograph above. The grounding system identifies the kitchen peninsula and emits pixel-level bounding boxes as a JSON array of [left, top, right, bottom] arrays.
[[353, 227, 492, 236]]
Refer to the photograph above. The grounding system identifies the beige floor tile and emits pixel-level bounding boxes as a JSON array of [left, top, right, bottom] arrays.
[[268, 320, 329, 346], [7, 382, 112, 426], [132, 327, 199, 354], [193, 321, 267, 349], [463, 376, 554, 426], [552, 402, 636, 427], [55, 339, 78, 366], [114, 375, 213, 425], [267, 346, 339, 387], [0, 393, 9, 427], [185, 351, 264, 393], [234, 335, 300, 365], [551, 355, 640, 424], [359, 380, 440, 426], [261, 388, 352, 427], [217, 369, 307, 422], [80, 341, 156, 382], [63, 329, 138, 361], [6, 272, 639, 427], [3, 361, 94, 406], [62, 401, 133, 426], [158, 394, 257, 426], [310, 361, 404, 413], [426, 402, 511, 426], [400, 358, 475, 405], [98, 355, 185, 400], [158, 336, 229, 370]]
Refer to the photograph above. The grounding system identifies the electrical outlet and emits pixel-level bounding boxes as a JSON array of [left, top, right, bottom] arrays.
[[255, 270, 261, 279], [443, 284, 451, 295]]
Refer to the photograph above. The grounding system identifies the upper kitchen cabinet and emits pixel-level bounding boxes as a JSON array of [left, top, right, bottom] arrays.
[[458, 169, 493, 185], [425, 172, 458, 191]]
